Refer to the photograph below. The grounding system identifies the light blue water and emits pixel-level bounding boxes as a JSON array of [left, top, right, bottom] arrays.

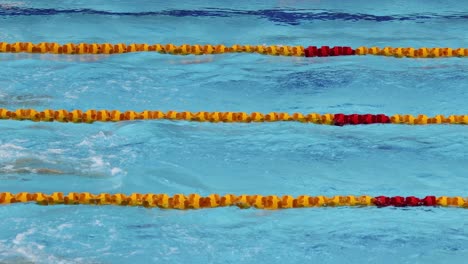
[[0, 0, 467, 263]]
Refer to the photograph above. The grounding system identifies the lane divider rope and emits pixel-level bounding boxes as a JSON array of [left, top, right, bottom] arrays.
[[0, 193, 466, 209], [0, 42, 466, 58], [1, 109, 467, 125]]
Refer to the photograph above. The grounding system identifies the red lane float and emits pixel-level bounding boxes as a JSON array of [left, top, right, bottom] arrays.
[[373, 196, 437, 207], [304, 46, 355, 57], [333, 114, 391, 126]]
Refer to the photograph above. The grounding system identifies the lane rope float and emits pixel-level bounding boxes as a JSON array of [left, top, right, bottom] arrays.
[[0, 42, 466, 58], [1, 108, 467, 125], [0, 192, 466, 209]]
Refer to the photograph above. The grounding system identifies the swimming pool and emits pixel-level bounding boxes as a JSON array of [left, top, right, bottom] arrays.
[[0, 0, 467, 262]]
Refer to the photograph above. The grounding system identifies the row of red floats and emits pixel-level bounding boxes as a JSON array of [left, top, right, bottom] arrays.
[[374, 196, 437, 207], [333, 114, 391, 126], [304, 46, 355, 57]]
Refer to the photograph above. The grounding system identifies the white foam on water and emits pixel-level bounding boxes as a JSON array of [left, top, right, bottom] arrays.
[[13, 228, 35, 245], [0, 143, 26, 160], [64, 93, 79, 99], [1, 165, 15, 172], [77, 131, 114, 149], [0, 1, 26, 8], [9, 228, 48, 263], [76, 155, 125, 181], [76, 139, 92, 147], [110, 167, 123, 176], [43, 223, 74, 240], [0, 226, 90, 264], [89, 156, 107, 169], [47, 148, 65, 154], [0, 144, 25, 151], [57, 224, 72, 231]]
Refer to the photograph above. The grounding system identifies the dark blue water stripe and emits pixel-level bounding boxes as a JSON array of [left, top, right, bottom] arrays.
[[0, 6, 466, 25]]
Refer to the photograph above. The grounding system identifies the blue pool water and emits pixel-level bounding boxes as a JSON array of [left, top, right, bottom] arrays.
[[0, 0, 467, 263]]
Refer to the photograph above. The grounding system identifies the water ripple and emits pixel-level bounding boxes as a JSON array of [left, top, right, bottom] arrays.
[[0, 6, 466, 25]]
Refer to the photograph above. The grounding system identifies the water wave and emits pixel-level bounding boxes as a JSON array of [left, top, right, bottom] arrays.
[[0, 6, 466, 25]]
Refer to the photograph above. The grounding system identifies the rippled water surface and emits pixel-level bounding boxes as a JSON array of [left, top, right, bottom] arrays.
[[0, 0, 467, 263]]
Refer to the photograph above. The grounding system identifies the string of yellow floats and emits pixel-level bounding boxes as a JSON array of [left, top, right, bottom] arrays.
[[354, 46, 467, 58], [0, 42, 466, 58], [0, 193, 466, 209], [1, 42, 305, 56], [1, 108, 467, 125]]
